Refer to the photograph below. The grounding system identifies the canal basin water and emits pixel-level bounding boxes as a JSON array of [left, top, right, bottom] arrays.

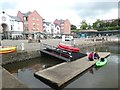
[[3, 42, 119, 88]]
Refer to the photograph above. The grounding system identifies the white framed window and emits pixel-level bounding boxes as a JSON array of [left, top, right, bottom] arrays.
[[37, 18, 39, 21], [61, 27, 64, 29], [37, 23, 39, 26], [61, 24, 64, 26], [33, 23, 35, 26], [32, 17, 35, 20], [37, 28, 39, 30], [33, 28, 35, 30], [24, 17, 26, 21]]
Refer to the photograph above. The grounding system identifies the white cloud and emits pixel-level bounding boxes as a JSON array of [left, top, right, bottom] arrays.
[[96, 8, 118, 20], [0, 0, 119, 26]]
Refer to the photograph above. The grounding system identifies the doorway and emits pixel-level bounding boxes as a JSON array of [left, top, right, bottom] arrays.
[[1, 23, 9, 39]]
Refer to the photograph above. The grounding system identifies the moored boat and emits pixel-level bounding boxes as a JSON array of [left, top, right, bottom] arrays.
[[0, 46, 17, 54], [96, 58, 107, 67], [58, 44, 80, 52]]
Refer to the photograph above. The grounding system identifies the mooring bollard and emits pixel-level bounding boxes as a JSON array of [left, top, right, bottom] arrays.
[[21, 43, 24, 51]]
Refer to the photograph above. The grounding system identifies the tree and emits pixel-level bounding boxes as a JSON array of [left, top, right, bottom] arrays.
[[88, 23, 92, 29], [80, 20, 88, 30], [110, 20, 118, 27], [92, 19, 120, 31], [71, 24, 77, 30], [93, 19, 101, 28]]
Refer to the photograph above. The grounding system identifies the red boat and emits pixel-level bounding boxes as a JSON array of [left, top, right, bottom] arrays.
[[58, 44, 80, 52]]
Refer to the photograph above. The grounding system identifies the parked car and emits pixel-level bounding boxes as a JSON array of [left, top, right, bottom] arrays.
[[65, 36, 73, 41], [52, 35, 62, 39]]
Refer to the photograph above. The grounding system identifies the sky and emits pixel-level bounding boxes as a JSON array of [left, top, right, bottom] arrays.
[[0, 0, 119, 28]]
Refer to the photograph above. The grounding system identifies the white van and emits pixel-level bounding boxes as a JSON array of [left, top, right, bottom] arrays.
[[65, 36, 73, 41]]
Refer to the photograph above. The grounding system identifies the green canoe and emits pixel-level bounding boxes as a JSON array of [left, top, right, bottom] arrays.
[[96, 58, 107, 67]]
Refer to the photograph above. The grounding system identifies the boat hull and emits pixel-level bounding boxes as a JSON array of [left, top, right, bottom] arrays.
[[0, 47, 17, 54], [96, 58, 107, 67], [58, 44, 80, 52]]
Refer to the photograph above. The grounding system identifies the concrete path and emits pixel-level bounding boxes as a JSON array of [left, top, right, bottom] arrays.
[[1, 66, 28, 88], [34, 52, 110, 88], [1, 39, 108, 51]]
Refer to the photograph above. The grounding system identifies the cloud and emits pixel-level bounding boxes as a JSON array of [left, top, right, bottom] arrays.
[[71, 2, 118, 19], [0, 0, 119, 25], [0, 0, 17, 9]]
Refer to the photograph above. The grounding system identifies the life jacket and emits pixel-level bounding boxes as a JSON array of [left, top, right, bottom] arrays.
[[89, 53, 94, 59]]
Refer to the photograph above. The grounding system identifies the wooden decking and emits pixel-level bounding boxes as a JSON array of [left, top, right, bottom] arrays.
[[34, 52, 110, 88]]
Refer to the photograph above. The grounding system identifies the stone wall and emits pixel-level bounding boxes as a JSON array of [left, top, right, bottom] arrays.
[[2, 50, 41, 65]]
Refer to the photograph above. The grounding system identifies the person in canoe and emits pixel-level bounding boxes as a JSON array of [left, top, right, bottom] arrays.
[[94, 52, 100, 59], [88, 52, 94, 61]]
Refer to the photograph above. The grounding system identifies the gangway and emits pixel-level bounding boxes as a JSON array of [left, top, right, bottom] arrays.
[[40, 43, 87, 62]]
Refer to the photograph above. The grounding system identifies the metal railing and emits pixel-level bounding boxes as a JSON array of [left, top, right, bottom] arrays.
[[40, 43, 72, 61]]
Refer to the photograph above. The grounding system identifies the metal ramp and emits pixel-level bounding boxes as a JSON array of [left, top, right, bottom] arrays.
[[40, 43, 87, 62]]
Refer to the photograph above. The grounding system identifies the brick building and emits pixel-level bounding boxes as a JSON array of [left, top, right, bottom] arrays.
[[54, 19, 71, 34], [17, 10, 43, 38]]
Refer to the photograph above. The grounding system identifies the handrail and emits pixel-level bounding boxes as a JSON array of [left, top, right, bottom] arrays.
[[40, 43, 72, 61]]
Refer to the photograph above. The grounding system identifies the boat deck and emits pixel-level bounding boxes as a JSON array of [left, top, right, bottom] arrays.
[[34, 52, 110, 89]]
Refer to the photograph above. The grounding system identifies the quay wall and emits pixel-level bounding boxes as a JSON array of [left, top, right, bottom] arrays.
[[2, 50, 41, 65], [1, 39, 119, 65]]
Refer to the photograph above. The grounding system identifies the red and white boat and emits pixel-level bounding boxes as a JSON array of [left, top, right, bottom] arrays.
[[58, 44, 80, 52]]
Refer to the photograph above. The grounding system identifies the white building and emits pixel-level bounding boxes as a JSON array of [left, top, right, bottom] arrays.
[[43, 22, 60, 35], [0, 11, 23, 39]]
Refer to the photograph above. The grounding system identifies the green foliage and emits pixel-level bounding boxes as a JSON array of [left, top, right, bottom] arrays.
[[71, 29, 80, 33], [71, 24, 77, 30], [88, 24, 92, 29], [93, 19, 120, 31], [80, 20, 88, 30]]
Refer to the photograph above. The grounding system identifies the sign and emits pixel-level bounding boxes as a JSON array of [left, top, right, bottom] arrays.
[[1, 16, 6, 21]]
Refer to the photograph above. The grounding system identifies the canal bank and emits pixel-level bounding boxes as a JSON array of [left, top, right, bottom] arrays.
[[2, 50, 41, 65], [1, 39, 115, 65], [1, 66, 28, 88], [1, 39, 119, 88]]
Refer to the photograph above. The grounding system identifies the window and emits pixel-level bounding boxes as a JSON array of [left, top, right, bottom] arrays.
[[37, 23, 39, 26], [57, 27, 59, 30], [24, 17, 26, 21], [43, 26, 45, 28], [32, 17, 35, 20], [37, 18, 39, 21], [61, 24, 64, 26], [26, 17, 28, 21], [33, 28, 35, 30], [61, 27, 64, 29], [11, 25, 13, 30], [33, 23, 35, 26], [37, 28, 39, 30]]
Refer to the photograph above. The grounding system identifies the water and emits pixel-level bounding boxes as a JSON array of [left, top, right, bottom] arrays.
[[3, 42, 119, 89]]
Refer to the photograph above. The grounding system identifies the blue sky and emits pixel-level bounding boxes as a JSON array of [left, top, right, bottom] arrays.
[[0, 0, 119, 27]]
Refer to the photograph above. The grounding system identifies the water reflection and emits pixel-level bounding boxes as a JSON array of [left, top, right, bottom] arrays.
[[89, 68, 94, 74]]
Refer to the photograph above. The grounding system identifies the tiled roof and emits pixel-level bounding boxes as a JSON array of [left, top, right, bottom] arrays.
[[54, 23, 60, 27], [59, 19, 65, 24], [9, 15, 22, 22], [44, 22, 51, 25], [22, 11, 31, 16]]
